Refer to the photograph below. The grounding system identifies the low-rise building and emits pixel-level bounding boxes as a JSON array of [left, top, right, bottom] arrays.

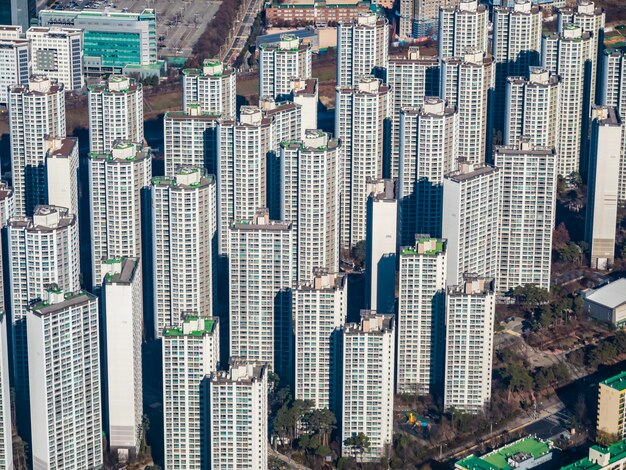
[[265, 1, 372, 27], [583, 278, 626, 327], [560, 440, 626, 470], [456, 436, 553, 470], [597, 371, 626, 441]]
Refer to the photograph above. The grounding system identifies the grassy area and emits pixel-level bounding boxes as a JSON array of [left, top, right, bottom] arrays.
[[144, 90, 182, 119]]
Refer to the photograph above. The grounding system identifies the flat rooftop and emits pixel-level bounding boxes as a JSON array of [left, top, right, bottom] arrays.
[[457, 437, 551, 470], [601, 370, 626, 392], [163, 316, 216, 337], [585, 278, 626, 309], [561, 440, 626, 470]]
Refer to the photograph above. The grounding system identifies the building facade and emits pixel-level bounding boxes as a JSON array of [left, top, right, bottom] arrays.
[[0, 36, 29, 105], [182, 59, 237, 117], [152, 168, 217, 337], [163, 316, 220, 469], [444, 276, 496, 413], [27, 288, 103, 469], [397, 238, 447, 395], [88, 75, 144, 154], [259, 34, 312, 100], [294, 271, 347, 410], [102, 257, 143, 458], [438, 0, 488, 58]]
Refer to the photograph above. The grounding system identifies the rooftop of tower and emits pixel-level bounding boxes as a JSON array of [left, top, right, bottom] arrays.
[[163, 316, 217, 337], [401, 237, 446, 256]]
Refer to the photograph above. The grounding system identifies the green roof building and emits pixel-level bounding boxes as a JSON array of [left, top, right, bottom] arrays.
[[560, 440, 626, 470], [456, 436, 553, 470]]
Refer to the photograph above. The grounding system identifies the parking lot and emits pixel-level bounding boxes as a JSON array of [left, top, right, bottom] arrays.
[[45, 0, 221, 58]]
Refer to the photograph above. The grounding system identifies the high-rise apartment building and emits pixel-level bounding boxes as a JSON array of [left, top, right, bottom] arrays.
[[397, 237, 446, 395], [0, 311, 11, 470], [9, 76, 66, 217], [495, 138, 557, 294], [398, 99, 458, 245], [294, 270, 347, 410], [229, 209, 295, 379], [39, 8, 159, 76], [586, 106, 622, 270], [341, 312, 395, 462], [388, 47, 440, 178], [259, 34, 312, 100], [280, 130, 341, 281], [337, 13, 389, 87], [89, 141, 151, 289], [27, 27, 84, 90], [182, 59, 237, 117], [365, 179, 397, 314], [209, 360, 269, 469], [442, 161, 500, 287], [542, 25, 591, 175], [152, 168, 217, 337], [0, 35, 29, 105], [102, 257, 143, 458], [164, 105, 219, 176], [492, 0, 543, 137], [444, 276, 495, 413], [88, 75, 144, 154], [45, 136, 79, 217], [336, 76, 391, 248], [504, 68, 560, 149], [438, 0, 488, 58], [27, 288, 103, 468], [163, 316, 219, 469], [599, 49, 626, 202], [291, 78, 318, 136], [399, 0, 454, 39], [217, 103, 301, 256], [1, 0, 36, 32], [441, 51, 493, 164], [558, 0, 605, 105], [8, 205, 80, 403], [597, 371, 626, 441]]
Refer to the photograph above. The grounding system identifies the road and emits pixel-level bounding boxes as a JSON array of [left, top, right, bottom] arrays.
[[222, 0, 264, 64]]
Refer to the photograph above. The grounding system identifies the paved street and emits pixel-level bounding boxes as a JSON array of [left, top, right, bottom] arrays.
[[222, 0, 264, 64]]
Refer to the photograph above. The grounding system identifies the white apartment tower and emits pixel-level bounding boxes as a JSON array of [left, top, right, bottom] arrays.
[[399, 0, 455, 39], [492, 0, 543, 137], [341, 312, 395, 462], [182, 59, 236, 117], [9, 76, 66, 217], [398, 99, 458, 245], [0, 186, 12, 470], [438, 0, 488, 58], [27, 288, 102, 468], [152, 168, 217, 338], [164, 105, 219, 176], [280, 130, 341, 281], [291, 78, 318, 136], [89, 141, 151, 289], [229, 209, 295, 379], [0, 312, 11, 470], [259, 34, 312, 99], [442, 162, 500, 287], [209, 360, 269, 470], [8, 205, 80, 401], [336, 76, 391, 248], [441, 51, 494, 165], [397, 237, 447, 396], [163, 316, 219, 469], [495, 139, 557, 294], [102, 257, 143, 458], [0, 36, 29, 105], [504, 68, 560, 150], [558, 0, 605, 104], [45, 136, 79, 217], [542, 25, 591, 175], [586, 106, 622, 270], [444, 276, 495, 413], [27, 27, 83, 90], [599, 49, 626, 201], [88, 75, 144, 154], [294, 271, 347, 410], [365, 179, 397, 315], [337, 13, 389, 87], [388, 47, 440, 178]]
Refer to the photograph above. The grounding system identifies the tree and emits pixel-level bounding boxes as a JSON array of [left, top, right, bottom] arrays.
[[596, 430, 619, 447], [553, 222, 571, 249], [344, 433, 370, 466], [504, 364, 533, 396], [511, 285, 550, 311], [307, 408, 336, 447], [558, 242, 582, 263], [352, 240, 366, 268]]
